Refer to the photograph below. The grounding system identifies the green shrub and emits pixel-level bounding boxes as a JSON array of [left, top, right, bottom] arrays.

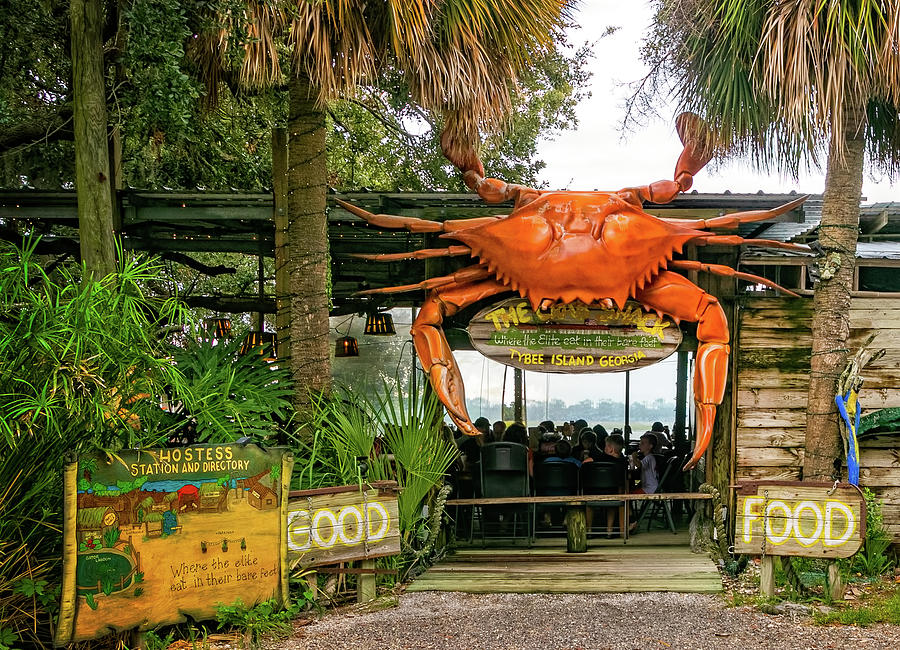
[[292, 381, 458, 575], [215, 599, 298, 647], [850, 488, 896, 578]]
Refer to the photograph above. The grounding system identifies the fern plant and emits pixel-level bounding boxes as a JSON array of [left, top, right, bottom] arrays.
[[169, 332, 293, 443], [851, 488, 896, 578]]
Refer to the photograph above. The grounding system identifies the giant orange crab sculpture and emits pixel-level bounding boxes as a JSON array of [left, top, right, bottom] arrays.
[[338, 114, 808, 470]]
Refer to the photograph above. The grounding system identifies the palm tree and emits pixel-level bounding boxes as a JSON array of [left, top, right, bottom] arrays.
[[641, 0, 900, 480], [194, 1, 573, 415]]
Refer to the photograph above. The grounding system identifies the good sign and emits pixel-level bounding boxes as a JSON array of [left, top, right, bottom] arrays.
[[467, 298, 682, 373], [733, 482, 865, 558], [287, 482, 400, 568]]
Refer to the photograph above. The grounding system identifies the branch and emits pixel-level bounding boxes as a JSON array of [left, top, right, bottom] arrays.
[[346, 98, 423, 142], [160, 252, 237, 276], [0, 108, 74, 152], [180, 295, 275, 313]]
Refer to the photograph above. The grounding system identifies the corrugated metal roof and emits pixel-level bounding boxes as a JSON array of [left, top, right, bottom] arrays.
[[856, 242, 900, 259], [741, 195, 823, 242]]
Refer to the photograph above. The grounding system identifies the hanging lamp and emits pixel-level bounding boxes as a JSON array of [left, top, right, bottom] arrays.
[[212, 318, 232, 339], [334, 336, 359, 357], [364, 311, 396, 335], [239, 331, 277, 362]]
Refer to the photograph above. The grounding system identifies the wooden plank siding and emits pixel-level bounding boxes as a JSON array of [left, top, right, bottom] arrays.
[[734, 296, 900, 542]]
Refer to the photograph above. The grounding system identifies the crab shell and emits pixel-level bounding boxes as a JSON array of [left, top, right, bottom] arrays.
[[446, 191, 708, 310]]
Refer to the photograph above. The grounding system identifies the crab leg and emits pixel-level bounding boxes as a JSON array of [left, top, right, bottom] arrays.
[[350, 246, 472, 262], [667, 195, 809, 229], [618, 112, 714, 206], [695, 235, 811, 253], [634, 271, 730, 470], [355, 265, 491, 296], [412, 278, 510, 435], [439, 125, 542, 209], [335, 199, 501, 233], [667, 260, 801, 297]]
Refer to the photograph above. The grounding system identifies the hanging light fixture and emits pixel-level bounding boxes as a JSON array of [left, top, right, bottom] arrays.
[[213, 318, 232, 339], [203, 317, 232, 339], [239, 331, 277, 362], [334, 336, 359, 357], [364, 311, 396, 335]]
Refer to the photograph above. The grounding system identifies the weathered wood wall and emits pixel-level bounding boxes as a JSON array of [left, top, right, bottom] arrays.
[[735, 296, 900, 543]]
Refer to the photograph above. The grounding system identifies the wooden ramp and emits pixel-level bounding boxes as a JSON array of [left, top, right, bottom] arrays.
[[408, 530, 722, 594]]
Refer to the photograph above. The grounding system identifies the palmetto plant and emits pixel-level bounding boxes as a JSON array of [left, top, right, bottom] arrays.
[[293, 381, 458, 551], [642, 0, 900, 480]]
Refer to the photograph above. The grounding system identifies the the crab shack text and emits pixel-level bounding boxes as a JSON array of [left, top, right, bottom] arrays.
[[467, 298, 682, 374]]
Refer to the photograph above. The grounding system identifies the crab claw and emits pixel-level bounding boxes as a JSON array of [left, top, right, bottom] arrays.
[[674, 112, 714, 183], [428, 362, 471, 428]]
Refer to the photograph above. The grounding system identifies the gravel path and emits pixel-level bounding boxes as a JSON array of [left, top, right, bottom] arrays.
[[273, 591, 900, 650]]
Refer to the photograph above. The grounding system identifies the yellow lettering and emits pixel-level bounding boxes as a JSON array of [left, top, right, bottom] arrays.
[[742, 496, 764, 543], [515, 302, 531, 325]]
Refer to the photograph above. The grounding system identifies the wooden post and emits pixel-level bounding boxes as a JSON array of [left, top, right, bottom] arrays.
[[54, 460, 79, 645], [674, 351, 688, 446], [566, 507, 587, 553], [279, 453, 294, 608], [357, 560, 376, 603], [760, 556, 775, 598], [513, 368, 523, 423], [826, 561, 844, 601]]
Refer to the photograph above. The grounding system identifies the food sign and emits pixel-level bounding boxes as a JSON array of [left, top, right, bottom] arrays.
[[733, 481, 865, 558], [56, 444, 292, 644], [467, 298, 682, 373], [287, 482, 400, 568]]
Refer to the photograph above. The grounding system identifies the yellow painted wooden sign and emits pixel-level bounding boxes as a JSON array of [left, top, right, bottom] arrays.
[[733, 481, 865, 559], [287, 482, 400, 568], [468, 298, 682, 374], [55, 444, 292, 644]]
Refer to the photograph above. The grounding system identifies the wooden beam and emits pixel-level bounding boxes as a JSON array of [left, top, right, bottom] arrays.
[[861, 209, 889, 234], [180, 295, 275, 313]]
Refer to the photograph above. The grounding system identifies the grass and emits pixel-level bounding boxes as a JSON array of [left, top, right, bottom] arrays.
[[815, 589, 900, 626]]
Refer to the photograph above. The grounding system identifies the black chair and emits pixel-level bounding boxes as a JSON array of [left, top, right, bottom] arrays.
[[635, 455, 680, 533], [579, 461, 628, 542], [478, 442, 532, 545], [534, 461, 579, 534]]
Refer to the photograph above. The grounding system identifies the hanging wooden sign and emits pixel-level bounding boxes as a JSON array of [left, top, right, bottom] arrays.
[[287, 482, 400, 568], [733, 481, 866, 559], [467, 298, 682, 373], [55, 444, 292, 644]]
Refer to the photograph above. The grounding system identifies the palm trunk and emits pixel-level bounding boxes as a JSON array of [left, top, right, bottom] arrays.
[[286, 76, 331, 414], [70, 0, 116, 277], [803, 104, 865, 481]]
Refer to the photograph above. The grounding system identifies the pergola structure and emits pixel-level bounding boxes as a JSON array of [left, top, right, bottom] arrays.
[[0, 188, 821, 318]]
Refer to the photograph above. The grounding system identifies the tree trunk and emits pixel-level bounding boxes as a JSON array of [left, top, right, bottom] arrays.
[[286, 77, 331, 415], [803, 105, 866, 481], [70, 0, 116, 277]]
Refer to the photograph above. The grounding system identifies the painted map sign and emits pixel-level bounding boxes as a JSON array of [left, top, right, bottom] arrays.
[[733, 481, 865, 559], [468, 298, 682, 373], [55, 444, 292, 644], [287, 482, 400, 568]]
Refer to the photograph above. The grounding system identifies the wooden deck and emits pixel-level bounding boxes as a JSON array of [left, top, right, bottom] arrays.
[[409, 529, 722, 594]]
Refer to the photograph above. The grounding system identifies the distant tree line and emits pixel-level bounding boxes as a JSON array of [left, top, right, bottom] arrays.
[[465, 396, 676, 428]]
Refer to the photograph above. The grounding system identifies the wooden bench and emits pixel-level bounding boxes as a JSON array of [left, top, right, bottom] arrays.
[[445, 492, 713, 552]]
